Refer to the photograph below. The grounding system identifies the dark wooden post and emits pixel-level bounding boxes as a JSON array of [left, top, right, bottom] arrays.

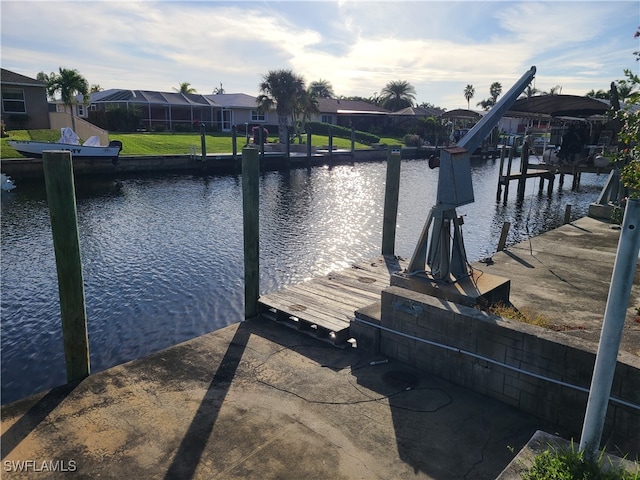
[[503, 145, 516, 203], [42, 150, 90, 382], [497, 221, 511, 251], [564, 204, 572, 224], [285, 125, 290, 164], [306, 130, 312, 167], [231, 125, 237, 162], [496, 145, 506, 201], [517, 141, 529, 200], [242, 147, 260, 319], [350, 127, 355, 153], [200, 123, 207, 161], [382, 145, 402, 255], [259, 126, 265, 163], [328, 125, 333, 163]]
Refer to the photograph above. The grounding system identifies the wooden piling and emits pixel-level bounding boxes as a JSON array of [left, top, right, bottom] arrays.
[[42, 150, 90, 382], [517, 141, 529, 200], [497, 221, 511, 252], [328, 125, 333, 163], [242, 147, 260, 319], [503, 145, 515, 203], [231, 125, 237, 162], [496, 146, 506, 202], [382, 145, 402, 255], [306, 130, 312, 167], [200, 123, 207, 161], [564, 204, 572, 224], [259, 127, 265, 163]]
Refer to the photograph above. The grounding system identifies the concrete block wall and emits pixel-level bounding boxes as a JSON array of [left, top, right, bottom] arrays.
[[372, 286, 640, 449]]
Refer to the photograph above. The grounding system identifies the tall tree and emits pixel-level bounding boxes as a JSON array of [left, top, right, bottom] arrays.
[[463, 84, 475, 109], [585, 89, 609, 99], [257, 69, 306, 144], [291, 89, 319, 143], [380, 80, 416, 111], [489, 82, 502, 103], [543, 85, 562, 95], [308, 79, 335, 98], [519, 85, 540, 99], [90, 84, 103, 93], [174, 82, 196, 94], [38, 67, 89, 130]]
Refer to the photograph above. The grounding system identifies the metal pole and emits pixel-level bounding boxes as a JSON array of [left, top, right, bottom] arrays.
[[579, 198, 640, 458], [382, 145, 402, 255], [42, 150, 90, 382], [242, 147, 260, 319]]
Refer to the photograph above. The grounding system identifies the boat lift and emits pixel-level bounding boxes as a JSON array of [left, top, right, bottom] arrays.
[[407, 66, 537, 282]]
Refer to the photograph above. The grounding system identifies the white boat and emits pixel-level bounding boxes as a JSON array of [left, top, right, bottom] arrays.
[[7, 128, 122, 160], [1, 173, 16, 191]]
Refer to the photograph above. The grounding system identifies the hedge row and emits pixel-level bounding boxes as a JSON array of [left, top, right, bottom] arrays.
[[305, 122, 380, 145]]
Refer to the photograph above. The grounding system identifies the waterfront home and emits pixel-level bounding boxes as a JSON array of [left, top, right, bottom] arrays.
[[0, 69, 50, 130]]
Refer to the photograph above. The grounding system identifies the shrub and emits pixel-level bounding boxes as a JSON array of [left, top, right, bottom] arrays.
[[403, 134, 423, 147]]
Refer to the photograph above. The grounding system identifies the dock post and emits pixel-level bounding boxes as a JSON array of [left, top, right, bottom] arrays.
[[306, 130, 312, 167], [497, 221, 511, 251], [200, 123, 207, 162], [382, 145, 402, 255], [496, 146, 506, 202], [232, 125, 237, 162], [538, 176, 545, 195], [242, 147, 260, 319], [351, 127, 355, 154], [547, 175, 555, 196], [42, 150, 90, 383], [579, 198, 640, 459], [504, 145, 515, 203], [328, 125, 333, 163], [517, 141, 529, 200], [259, 126, 265, 164], [285, 125, 290, 165], [563, 204, 572, 224]]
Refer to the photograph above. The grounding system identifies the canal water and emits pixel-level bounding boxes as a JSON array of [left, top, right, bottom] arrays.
[[0, 158, 607, 404]]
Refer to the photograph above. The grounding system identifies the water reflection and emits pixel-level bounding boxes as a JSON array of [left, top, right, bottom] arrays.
[[0, 160, 606, 404]]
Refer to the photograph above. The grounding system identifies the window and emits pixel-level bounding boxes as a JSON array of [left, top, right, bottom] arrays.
[[76, 104, 85, 117], [2, 88, 26, 113], [251, 110, 265, 122], [321, 114, 333, 124]]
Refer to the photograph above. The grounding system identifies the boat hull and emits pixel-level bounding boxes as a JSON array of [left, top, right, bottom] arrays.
[[7, 141, 121, 159]]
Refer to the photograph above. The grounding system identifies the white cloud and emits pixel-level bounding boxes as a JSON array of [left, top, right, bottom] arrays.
[[1, 0, 637, 109]]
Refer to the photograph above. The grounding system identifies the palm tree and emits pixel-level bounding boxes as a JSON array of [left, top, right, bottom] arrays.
[[380, 80, 416, 111], [291, 89, 319, 143], [308, 79, 335, 98], [543, 85, 562, 95], [90, 84, 103, 93], [585, 89, 609, 99], [38, 67, 89, 130], [257, 69, 306, 144], [174, 82, 196, 94], [463, 85, 475, 109], [519, 85, 540, 99], [489, 82, 502, 103]]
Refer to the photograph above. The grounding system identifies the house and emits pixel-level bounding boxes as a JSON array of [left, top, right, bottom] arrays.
[[0, 68, 50, 130], [87, 89, 272, 133], [312, 97, 390, 131]]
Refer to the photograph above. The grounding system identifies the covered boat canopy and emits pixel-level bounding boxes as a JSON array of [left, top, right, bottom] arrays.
[[505, 95, 610, 119]]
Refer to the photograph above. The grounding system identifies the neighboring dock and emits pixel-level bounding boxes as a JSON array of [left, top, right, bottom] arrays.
[[1, 216, 638, 479]]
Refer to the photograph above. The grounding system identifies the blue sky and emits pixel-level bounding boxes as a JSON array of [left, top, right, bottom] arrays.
[[2, 1, 638, 110]]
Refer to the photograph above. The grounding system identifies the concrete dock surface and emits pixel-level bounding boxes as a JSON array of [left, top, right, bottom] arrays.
[[477, 216, 639, 357], [1, 215, 638, 479], [1, 317, 562, 480]]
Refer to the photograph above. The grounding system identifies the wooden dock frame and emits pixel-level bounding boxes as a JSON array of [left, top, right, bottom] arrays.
[[258, 255, 406, 347]]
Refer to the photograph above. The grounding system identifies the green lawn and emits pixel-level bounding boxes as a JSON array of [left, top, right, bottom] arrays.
[[1, 130, 396, 159]]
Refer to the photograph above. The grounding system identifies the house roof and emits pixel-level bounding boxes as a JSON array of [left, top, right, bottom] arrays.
[[390, 106, 443, 117], [440, 109, 484, 119], [89, 89, 260, 109], [505, 95, 611, 118], [1, 68, 45, 87], [316, 98, 389, 115]]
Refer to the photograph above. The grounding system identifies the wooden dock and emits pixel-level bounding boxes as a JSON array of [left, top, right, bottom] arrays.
[[258, 255, 406, 346]]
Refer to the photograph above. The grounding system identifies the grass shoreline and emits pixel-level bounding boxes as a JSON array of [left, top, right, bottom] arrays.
[[1, 130, 394, 159]]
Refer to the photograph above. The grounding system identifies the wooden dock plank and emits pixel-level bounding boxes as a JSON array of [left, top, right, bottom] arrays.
[[258, 255, 407, 346]]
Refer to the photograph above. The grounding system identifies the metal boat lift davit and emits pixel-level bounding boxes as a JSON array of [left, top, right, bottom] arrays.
[[406, 66, 537, 283]]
